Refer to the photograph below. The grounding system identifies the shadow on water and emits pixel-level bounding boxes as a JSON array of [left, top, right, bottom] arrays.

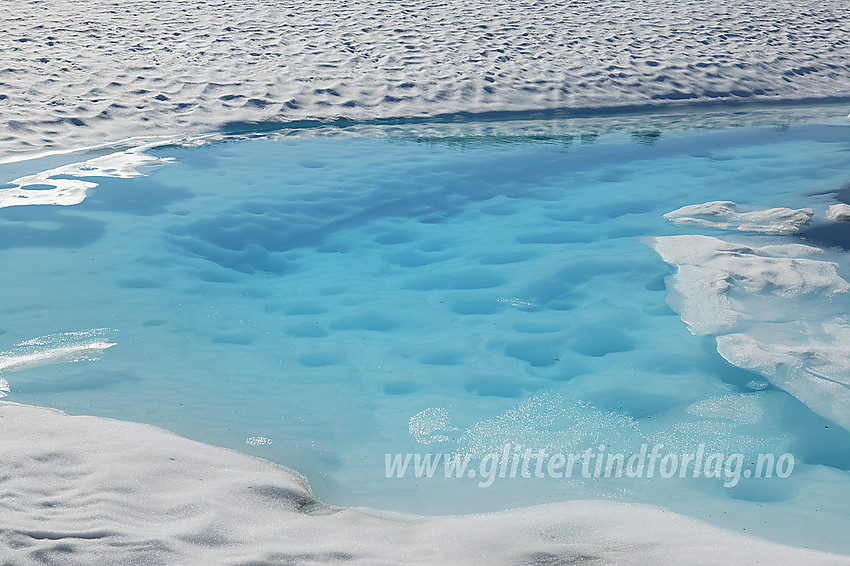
[[801, 223, 850, 250], [80, 177, 194, 216], [697, 336, 775, 393], [0, 206, 105, 249], [804, 183, 850, 249], [164, 146, 589, 275]]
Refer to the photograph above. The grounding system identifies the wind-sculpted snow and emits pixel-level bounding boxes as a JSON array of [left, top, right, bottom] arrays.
[[2, 0, 850, 157], [3, 401, 850, 566], [649, 234, 850, 430]]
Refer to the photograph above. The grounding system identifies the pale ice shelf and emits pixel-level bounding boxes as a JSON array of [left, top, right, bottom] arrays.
[[648, 234, 850, 431], [3, 401, 850, 566], [2, 0, 850, 158]]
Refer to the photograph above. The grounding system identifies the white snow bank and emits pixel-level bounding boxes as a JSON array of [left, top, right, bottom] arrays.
[[2, 401, 848, 565], [663, 201, 814, 234], [826, 203, 850, 222], [0, 148, 174, 208], [3, 0, 850, 157], [648, 235, 850, 430]]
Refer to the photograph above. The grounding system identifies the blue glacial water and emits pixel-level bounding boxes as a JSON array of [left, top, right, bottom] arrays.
[[2, 113, 850, 552]]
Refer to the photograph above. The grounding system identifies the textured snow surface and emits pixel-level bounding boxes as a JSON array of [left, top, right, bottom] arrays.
[[3, 401, 850, 566], [2, 0, 850, 157]]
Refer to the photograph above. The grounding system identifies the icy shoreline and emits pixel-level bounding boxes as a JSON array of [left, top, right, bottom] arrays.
[[3, 400, 850, 565], [4, 0, 850, 560], [2, 127, 850, 563]]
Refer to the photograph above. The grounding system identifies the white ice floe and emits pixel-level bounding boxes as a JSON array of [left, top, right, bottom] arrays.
[[826, 203, 850, 222], [0, 149, 174, 208], [663, 201, 814, 234], [2, 401, 848, 565], [648, 235, 848, 334], [649, 235, 850, 430]]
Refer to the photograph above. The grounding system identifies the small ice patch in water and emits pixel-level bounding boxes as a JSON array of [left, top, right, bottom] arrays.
[[246, 436, 273, 446], [663, 201, 813, 234], [826, 204, 850, 223], [0, 329, 117, 373]]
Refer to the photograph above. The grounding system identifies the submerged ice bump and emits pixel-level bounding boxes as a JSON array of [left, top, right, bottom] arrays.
[[409, 407, 456, 445], [686, 394, 766, 425], [455, 393, 641, 459]]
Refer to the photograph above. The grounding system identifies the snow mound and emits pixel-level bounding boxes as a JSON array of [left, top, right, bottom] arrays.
[[648, 235, 848, 334], [648, 235, 850, 430], [2, 401, 849, 565], [663, 201, 814, 234], [826, 203, 850, 222]]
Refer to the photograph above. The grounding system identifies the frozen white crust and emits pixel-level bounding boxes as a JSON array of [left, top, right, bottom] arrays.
[[0, 148, 173, 207]]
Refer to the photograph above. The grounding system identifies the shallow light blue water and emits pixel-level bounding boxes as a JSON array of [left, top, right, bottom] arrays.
[[2, 117, 850, 551]]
